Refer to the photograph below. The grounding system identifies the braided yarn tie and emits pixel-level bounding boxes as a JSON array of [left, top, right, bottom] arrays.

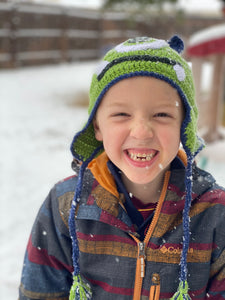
[[69, 275, 92, 300]]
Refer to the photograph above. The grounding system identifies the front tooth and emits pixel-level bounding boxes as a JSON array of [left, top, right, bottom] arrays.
[[130, 153, 137, 160]]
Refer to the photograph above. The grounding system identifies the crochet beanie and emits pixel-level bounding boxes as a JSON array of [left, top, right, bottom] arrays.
[[69, 36, 204, 300]]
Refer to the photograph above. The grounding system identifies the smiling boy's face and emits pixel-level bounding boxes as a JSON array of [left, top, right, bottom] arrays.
[[93, 76, 184, 193]]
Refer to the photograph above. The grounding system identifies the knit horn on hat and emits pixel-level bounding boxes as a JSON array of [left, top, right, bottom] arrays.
[[69, 35, 204, 300]]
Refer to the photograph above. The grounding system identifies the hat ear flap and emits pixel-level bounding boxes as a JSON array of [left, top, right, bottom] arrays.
[[168, 35, 184, 54]]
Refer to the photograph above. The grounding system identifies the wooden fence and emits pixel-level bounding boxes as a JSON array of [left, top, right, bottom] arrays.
[[0, 1, 223, 68]]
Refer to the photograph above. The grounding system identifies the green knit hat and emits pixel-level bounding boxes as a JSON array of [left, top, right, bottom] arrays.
[[71, 35, 204, 162]]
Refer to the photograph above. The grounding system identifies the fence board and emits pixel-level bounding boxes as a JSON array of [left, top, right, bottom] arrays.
[[0, 1, 223, 68]]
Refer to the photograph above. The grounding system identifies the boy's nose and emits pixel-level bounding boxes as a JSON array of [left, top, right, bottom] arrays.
[[130, 118, 154, 140]]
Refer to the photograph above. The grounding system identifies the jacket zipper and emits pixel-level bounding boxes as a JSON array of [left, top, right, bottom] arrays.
[[132, 237, 146, 300], [131, 171, 171, 300], [139, 242, 146, 278]]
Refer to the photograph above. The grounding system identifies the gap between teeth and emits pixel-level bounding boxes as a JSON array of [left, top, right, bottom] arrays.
[[128, 152, 154, 161]]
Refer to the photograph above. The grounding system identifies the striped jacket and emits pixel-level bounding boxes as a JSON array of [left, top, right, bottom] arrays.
[[19, 151, 225, 300]]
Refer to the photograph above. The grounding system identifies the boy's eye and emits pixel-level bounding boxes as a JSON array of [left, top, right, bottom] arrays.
[[112, 112, 130, 117], [154, 112, 170, 118]]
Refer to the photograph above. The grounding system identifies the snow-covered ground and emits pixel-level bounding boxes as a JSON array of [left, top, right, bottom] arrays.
[[0, 61, 225, 300], [0, 61, 94, 299]]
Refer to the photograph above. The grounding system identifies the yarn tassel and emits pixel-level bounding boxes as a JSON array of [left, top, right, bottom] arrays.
[[171, 157, 193, 300], [69, 148, 102, 300], [69, 274, 92, 300], [170, 280, 191, 300]]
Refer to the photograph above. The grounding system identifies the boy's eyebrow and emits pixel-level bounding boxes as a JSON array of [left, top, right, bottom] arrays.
[[156, 103, 180, 109], [106, 102, 128, 108]]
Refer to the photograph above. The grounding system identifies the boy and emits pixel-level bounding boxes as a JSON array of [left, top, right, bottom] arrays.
[[19, 36, 225, 300]]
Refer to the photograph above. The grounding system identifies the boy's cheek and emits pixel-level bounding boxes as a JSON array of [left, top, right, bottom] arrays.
[[159, 129, 180, 146]]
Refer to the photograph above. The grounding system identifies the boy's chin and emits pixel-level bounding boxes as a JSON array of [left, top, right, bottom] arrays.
[[121, 164, 170, 188], [121, 172, 159, 186]]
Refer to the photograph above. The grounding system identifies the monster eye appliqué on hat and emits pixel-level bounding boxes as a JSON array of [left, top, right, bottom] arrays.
[[69, 36, 204, 300]]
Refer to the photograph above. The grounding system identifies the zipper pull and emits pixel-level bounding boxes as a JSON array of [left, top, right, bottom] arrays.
[[138, 242, 146, 278]]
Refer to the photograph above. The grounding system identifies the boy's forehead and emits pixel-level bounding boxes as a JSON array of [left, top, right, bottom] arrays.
[[99, 76, 183, 107]]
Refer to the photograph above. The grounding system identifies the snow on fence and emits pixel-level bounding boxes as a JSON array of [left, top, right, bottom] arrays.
[[0, 1, 223, 68]]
